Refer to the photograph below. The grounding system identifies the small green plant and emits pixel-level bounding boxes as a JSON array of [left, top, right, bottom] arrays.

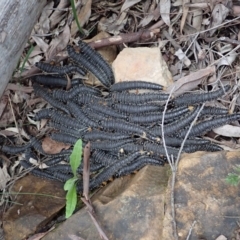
[[225, 165, 240, 186], [70, 0, 85, 35], [19, 43, 34, 75], [64, 139, 82, 218]]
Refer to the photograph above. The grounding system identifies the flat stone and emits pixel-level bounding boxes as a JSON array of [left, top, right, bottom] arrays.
[[3, 175, 65, 240], [163, 151, 240, 239], [112, 47, 173, 87], [42, 165, 170, 240]]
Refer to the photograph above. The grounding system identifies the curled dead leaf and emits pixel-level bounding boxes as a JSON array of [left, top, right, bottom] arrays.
[[121, 0, 142, 12], [213, 125, 240, 137], [42, 137, 70, 154], [160, 0, 171, 27], [167, 66, 216, 97], [47, 24, 70, 60]]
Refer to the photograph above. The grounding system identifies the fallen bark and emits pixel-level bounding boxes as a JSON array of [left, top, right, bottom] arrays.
[[0, 0, 48, 98]]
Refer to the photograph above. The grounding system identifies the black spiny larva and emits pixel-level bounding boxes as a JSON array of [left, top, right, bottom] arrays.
[[83, 130, 129, 141], [173, 85, 231, 106], [177, 113, 240, 138], [115, 156, 164, 177], [50, 110, 86, 130], [78, 40, 115, 84], [183, 144, 223, 153], [110, 81, 164, 92], [67, 101, 99, 127], [89, 151, 143, 191], [150, 106, 200, 137], [200, 106, 228, 116], [50, 132, 79, 145], [112, 92, 169, 104], [31, 75, 81, 88], [33, 83, 70, 115], [67, 45, 111, 87], [90, 139, 133, 151], [143, 141, 179, 158], [112, 103, 162, 114], [35, 62, 86, 76], [91, 150, 118, 166]]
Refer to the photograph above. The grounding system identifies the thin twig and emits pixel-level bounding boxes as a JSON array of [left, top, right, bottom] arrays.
[[161, 87, 175, 169], [83, 142, 91, 200], [161, 88, 205, 240], [175, 104, 205, 167], [81, 142, 109, 240], [88, 29, 159, 49], [161, 87, 179, 239], [185, 221, 196, 240], [81, 197, 109, 240]]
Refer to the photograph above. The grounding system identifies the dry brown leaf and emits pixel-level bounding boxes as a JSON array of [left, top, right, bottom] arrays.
[[209, 4, 229, 36], [213, 125, 240, 138], [31, 36, 49, 53], [0, 130, 18, 137], [0, 95, 8, 119], [50, 0, 70, 30], [192, 9, 202, 31], [233, 5, 240, 16], [174, 48, 191, 67], [42, 137, 70, 154], [106, 12, 128, 35], [139, 13, 154, 28], [153, 3, 161, 20], [167, 66, 216, 96], [160, 0, 171, 26], [47, 24, 70, 60], [0, 164, 11, 190], [71, 0, 92, 36], [180, 0, 190, 34], [3, 127, 29, 139], [6, 84, 33, 93], [139, 4, 160, 27], [37, 1, 54, 34], [0, 105, 15, 128], [217, 52, 238, 67], [121, 0, 141, 12], [12, 91, 29, 104]]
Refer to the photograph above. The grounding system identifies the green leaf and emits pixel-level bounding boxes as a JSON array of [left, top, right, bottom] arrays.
[[65, 184, 77, 218], [225, 173, 240, 186], [64, 177, 77, 191], [70, 139, 82, 176]]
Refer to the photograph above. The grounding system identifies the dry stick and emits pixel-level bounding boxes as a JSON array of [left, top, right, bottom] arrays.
[[161, 88, 205, 240], [173, 104, 205, 240], [88, 29, 160, 49], [83, 142, 91, 200], [81, 142, 109, 240], [81, 197, 109, 240], [175, 103, 205, 165], [161, 87, 177, 239]]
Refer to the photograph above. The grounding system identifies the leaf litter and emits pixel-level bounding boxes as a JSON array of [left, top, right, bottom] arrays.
[[0, 0, 240, 239]]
